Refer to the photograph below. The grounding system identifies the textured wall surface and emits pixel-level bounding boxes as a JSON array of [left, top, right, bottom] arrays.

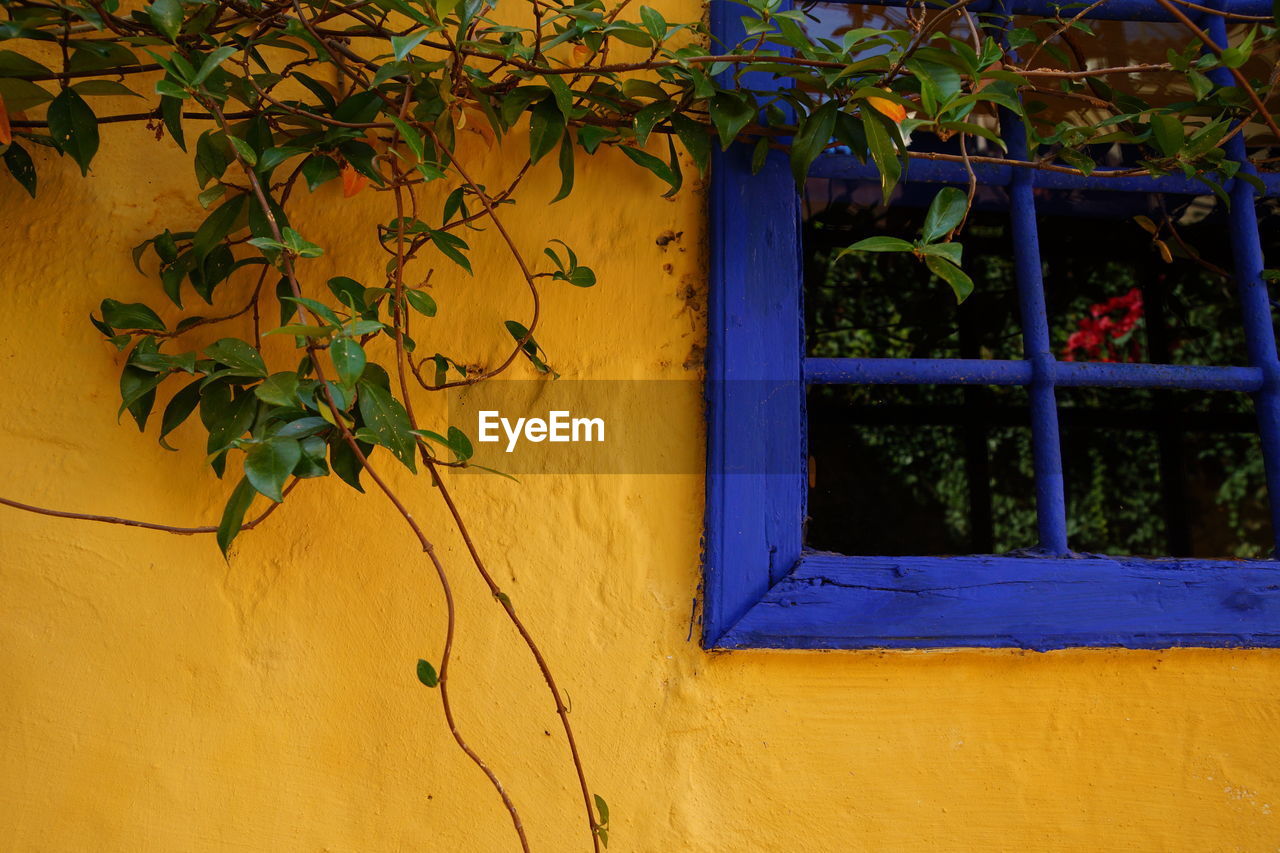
[[2, 8, 1280, 848]]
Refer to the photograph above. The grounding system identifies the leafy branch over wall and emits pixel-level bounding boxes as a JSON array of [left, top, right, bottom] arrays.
[[0, 0, 1276, 847]]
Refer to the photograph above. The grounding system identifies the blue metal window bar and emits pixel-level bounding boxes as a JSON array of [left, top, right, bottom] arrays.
[[703, 0, 1280, 649]]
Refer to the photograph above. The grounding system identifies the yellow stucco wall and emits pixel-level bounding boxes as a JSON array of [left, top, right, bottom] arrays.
[[3, 7, 1280, 847]]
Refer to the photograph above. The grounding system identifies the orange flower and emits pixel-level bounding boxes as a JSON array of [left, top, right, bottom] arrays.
[[867, 95, 906, 124], [341, 164, 369, 197], [0, 95, 10, 147]]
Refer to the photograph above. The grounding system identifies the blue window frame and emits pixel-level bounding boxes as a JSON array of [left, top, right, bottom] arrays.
[[704, 0, 1280, 650]]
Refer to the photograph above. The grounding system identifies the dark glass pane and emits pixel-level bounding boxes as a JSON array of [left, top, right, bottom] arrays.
[[805, 178, 1023, 361], [806, 384, 1036, 555], [1040, 190, 1250, 366], [1058, 388, 1271, 558]]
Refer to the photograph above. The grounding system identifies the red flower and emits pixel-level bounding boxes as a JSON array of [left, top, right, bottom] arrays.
[[1063, 288, 1144, 362]]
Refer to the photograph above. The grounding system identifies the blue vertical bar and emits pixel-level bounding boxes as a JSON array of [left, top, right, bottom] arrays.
[[1007, 124, 1070, 554], [1206, 16, 1280, 554], [998, 0, 1069, 554]]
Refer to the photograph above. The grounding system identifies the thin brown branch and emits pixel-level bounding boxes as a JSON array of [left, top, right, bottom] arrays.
[[1150, 0, 1280, 143], [0, 478, 297, 535], [420, 124, 543, 390], [425, 459, 603, 853], [204, 94, 532, 853]]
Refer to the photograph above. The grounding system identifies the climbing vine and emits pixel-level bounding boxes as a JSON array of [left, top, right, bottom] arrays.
[[0, 0, 1277, 847]]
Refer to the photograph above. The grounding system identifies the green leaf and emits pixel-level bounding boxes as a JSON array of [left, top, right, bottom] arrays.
[[750, 136, 769, 174], [281, 296, 342, 326], [671, 113, 710, 175], [100, 298, 166, 331], [266, 323, 332, 338], [416, 659, 438, 687], [709, 92, 756, 151], [275, 417, 329, 439], [500, 86, 550, 128], [0, 50, 54, 78], [594, 794, 609, 826], [528, 97, 564, 165], [245, 437, 301, 502], [338, 139, 384, 186], [216, 476, 257, 556], [428, 230, 472, 274], [71, 80, 140, 98], [634, 101, 676, 148], [835, 236, 914, 257], [0, 78, 55, 112], [206, 390, 257, 454], [193, 194, 246, 263], [577, 125, 614, 154], [329, 436, 367, 492], [205, 338, 268, 377], [789, 101, 838, 188], [915, 242, 963, 265], [391, 30, 431, 60], [447, 426, 472, 461], [159, 379, 202, 450], [294, 435, 330, 478], [147, 0, 184, 41], [620, 145, 678, 193], [226, 134, 257, 167], [302, 154, 340, 191], [254, 372, 300, 407], [194, 129, 229, 187], [390, 116, 425, 162], [861, 111, 902, 202], [328, 276, 366, 312], [155, 94, 185, 150], [920, 186, 967, 243], [639, 5, 666, 40], [357, 380, 417, 471], [924, 255, 975, 302], [282, 227, 324, 258], [405, 289, 437, 317], [47, 88, 99, 176], [343, 320, 385, 336], [3, 142, 36, 198], [192, 45, 237, 84], [330, 337, 367, 387], [560, 266, 596, 287], [118, 366, 164, 428], [257, 146, 309, 174], [551, 132, 575, 203], [504, 320, 551, 373], [1150, 114, 1183, 157], [155, 78, 189, 100]]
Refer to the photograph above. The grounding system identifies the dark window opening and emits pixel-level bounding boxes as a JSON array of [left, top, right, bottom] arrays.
[[804, 181, 1275, 558]]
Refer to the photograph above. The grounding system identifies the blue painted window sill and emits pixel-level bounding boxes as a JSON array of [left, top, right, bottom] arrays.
[[715, 553, 1280, 651]]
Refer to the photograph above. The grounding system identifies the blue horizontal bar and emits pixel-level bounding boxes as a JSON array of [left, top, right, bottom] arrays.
[[806, 357, 1032, 385], [809, 155, 1280, 197], [830, 0, 1272, 21], [806, 357, 1263, 391], [1054, 361, 1263, 390]]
